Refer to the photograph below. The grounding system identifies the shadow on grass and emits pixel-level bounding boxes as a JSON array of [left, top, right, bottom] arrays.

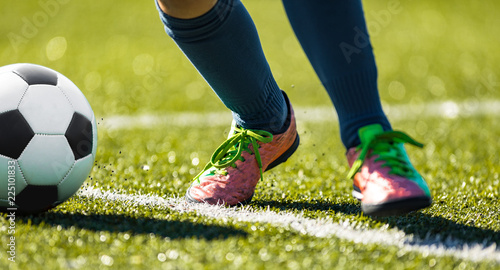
[[251, 199, 499, 245], [375, 212, 500, 245], [251, 199, 362, 216], [15, 212, 247, 240]]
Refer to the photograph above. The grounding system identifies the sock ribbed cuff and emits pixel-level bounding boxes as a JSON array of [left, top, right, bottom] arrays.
[[329, 68, 381, 111], [230, 77, 287, 134], [326, 68, 391, 148]]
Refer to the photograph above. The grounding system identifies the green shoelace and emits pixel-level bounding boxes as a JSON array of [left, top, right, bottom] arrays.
[[194, 127, 273, 183], [347, 131, 424, 180]]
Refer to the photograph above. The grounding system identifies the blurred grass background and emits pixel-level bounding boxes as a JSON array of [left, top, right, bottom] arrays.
[[1, 0, 499, 117], [1, 1, 500, 269]]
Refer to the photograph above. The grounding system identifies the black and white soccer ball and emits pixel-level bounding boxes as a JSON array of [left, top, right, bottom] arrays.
[[0, 63, 97, 213]]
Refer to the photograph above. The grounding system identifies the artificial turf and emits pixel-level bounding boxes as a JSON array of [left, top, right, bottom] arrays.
[[1, 0, 499, 269]]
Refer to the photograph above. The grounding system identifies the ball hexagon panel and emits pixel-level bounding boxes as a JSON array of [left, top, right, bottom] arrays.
[[57, 154, 94, 200], [18, 135, 75, 186], [65, 112, 94, 160], [0, 110, 35, 159], [0, 199, 11, 210], [12, 64, 58, 86], [91, 116, 98, 156], [15, 185, 59, 213], [0, 72, 29, 113], [18, 84, 74, 135], [57, 75, 94, 120], [0, 157, 28, 203]]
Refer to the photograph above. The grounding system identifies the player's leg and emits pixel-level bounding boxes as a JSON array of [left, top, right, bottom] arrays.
[[282, 0, 431, 216], [156, 0, 299, 205], [282, 0, 389, 148], [157, 0, 286, 133]]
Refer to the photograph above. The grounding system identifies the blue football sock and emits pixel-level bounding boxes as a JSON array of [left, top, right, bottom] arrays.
[[282, 0, 392, 149], [156, 0, 287, 134]]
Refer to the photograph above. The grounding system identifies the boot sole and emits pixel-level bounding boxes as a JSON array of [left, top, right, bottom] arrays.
[[353, 185, 432, 216]]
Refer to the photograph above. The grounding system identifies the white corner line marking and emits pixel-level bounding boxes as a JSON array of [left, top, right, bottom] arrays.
[[78, 187, 500, 263]]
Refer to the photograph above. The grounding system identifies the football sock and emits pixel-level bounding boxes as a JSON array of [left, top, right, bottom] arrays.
[[156, 0, 287, 134], [282, 0, 392, 149]]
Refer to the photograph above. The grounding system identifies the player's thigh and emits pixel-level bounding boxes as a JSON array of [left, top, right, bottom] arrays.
[[158, 0, 217, 19]]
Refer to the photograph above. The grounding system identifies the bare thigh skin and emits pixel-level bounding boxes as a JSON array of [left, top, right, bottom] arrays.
[[157, 0, 218, 19]]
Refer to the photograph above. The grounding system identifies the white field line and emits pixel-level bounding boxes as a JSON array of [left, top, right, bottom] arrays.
[[100, 100, 500, 130], [78, 187, 500, 263]]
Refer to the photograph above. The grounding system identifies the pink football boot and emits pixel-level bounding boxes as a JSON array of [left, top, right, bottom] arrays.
[[347, 124, 432, 216], [186, 92, 299, 206]]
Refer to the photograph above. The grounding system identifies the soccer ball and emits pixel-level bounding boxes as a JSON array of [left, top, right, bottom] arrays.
[[0, 63, 97, 214]]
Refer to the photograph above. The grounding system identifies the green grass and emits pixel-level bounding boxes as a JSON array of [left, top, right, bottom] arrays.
[[1, 0, 500, 269]]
